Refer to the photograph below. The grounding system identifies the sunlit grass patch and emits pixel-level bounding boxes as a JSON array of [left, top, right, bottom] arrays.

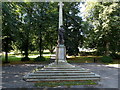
[[2, 55, 21, 62], [34, 80, 97, 87], [2, 55, 50, 65]]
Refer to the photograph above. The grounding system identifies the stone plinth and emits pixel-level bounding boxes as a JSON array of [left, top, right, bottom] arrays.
[[56, 44, 66, 62]]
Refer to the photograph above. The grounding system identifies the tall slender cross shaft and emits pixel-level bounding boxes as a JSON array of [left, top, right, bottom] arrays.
[[58, 1, 64, 29]]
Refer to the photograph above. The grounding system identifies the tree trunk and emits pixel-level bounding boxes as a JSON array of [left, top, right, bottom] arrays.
[[25, 47, 28, 58], [5, 37, 9, 63], [24, 39, 29, 61], [39, 38, 42, 57], [49, 49, 54, 54], [39, 31, 42, 58], [105, 41, 109, 56], [49, 45, 54, 54], [5, 51, 8, 63]]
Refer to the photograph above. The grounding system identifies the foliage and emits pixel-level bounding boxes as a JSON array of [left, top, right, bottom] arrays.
[[84, 2, 120, 56], [2, 2, 19, 62], [110, 53, 120, 59], [101, 56, 113, 63], [21, 57, 30, 61], [39, 2, 58, 54], [63, 2, 83, 56], [14, 3, 36, 59], [3, 1, 120, 64], [2, 2, 83, 62], [34, 56, 48, 62]]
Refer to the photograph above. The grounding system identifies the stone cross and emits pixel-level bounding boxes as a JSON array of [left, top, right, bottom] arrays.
[[58, 1, 64, 29]]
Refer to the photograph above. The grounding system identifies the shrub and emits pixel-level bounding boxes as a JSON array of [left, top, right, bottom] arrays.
[[34, 56, 46, 62], [110, 53, 120, 59], [21, 57, 30, 61], [101, 56, 113, 63]]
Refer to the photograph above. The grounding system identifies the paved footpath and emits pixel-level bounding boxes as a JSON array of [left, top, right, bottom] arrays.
[[2, 63, 119, 88]]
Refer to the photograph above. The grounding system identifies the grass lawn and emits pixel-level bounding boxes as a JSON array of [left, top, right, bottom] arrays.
[[1, 51, 119, 65], [34, 80, 97, 87], [1, 54, 50, 65], [67, 56, 99, 63], [67, 56, 119, 64]]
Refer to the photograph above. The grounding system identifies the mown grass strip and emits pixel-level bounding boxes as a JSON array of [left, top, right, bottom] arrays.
[[34, 80, 97, 87]]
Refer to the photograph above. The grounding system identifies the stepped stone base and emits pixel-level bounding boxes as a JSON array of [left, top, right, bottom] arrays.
[[23, 61, 100, 82]]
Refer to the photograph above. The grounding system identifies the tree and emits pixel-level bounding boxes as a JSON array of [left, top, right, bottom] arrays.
[[44, 26, 57, 54], [84, 2, 120, 56], [32, 2, 55, 57], [63, 2, 83, 56], [13, 2, 35, 61], [2, 2, 85, 62], [2, 2, 18, 62], [43, 2, 58, 54]]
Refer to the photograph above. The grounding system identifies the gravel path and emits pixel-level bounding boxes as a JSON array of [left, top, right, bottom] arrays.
[[2, 63, 119, 88], [72, 63, 119, 88], [2, 64, 44, 88]]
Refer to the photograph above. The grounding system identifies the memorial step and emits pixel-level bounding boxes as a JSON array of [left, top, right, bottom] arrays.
[[25, 74, 100, 79], [44, 67, 80, 69], [25, 78, 100, 82], [23, 62, 100, 82], [29, 72, 95, 76], [36, 70, 90, 73], [40, 69, 85, 71]]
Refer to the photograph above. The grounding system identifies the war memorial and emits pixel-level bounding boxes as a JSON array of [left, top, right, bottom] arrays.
[[23, 2, 100, 82]]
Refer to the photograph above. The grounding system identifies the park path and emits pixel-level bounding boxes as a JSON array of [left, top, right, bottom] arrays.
[[72, 63, 119, 88], [2, 63, 119, 88]]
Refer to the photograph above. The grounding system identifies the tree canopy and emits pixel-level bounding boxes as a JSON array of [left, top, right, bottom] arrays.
[[84, 2, 120, 56], [2, 2, 83, 62], [2, 2, 120, 62]]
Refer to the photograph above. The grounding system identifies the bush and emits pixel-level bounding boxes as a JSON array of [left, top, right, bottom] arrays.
[[34, 56, 46, 62], [21, 57, 30, 61], [101, 56, 113, 63], [110, 53, 120, 59]]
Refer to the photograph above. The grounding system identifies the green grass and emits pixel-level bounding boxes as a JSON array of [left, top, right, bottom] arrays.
[[2, 52, 119, 65], [2, 56, 21, 62], [2, 55, 50, 65], [67, 56, 119, 64], [34, 80, 97, 87]]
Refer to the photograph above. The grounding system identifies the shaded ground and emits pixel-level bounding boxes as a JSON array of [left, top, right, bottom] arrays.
[[2, 63, 119, 88], [71, 63, 119, 88]]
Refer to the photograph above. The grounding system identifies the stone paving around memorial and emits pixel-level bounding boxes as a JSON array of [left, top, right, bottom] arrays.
[[2, 63, 119, 88]]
